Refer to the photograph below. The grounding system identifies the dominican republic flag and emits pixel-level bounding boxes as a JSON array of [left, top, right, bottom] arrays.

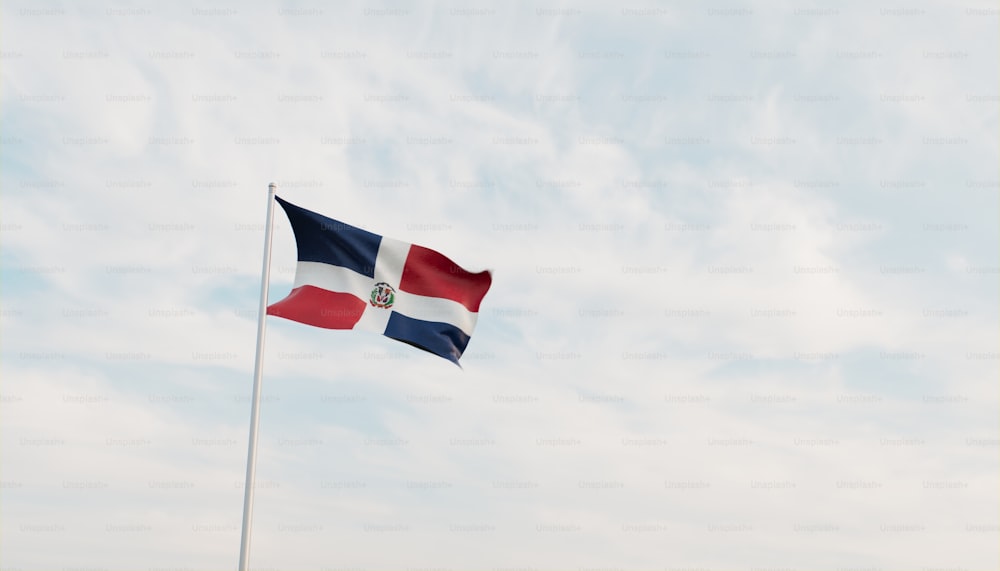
[[266, 196, 492, 365]]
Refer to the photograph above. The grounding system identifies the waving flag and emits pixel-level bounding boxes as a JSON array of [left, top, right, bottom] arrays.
[[267, 196, 492, 364]]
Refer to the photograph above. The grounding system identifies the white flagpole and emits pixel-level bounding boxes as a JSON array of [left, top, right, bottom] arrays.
[[238, 182, 278, 571]]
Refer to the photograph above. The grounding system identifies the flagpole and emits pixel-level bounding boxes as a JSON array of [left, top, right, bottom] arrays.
[[238, 182, 277, 571]]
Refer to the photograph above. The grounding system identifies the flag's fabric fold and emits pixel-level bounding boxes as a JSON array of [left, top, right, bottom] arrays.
[[267, 196, 491, 364]]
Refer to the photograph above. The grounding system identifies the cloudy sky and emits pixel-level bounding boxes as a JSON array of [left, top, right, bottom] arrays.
[[1, 1, 997, 569]]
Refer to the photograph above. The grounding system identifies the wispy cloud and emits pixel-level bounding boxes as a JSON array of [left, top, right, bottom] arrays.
[[1, 1, 997, 569]]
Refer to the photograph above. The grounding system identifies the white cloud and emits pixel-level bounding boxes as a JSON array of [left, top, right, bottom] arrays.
[[1, 0, 997, 569]]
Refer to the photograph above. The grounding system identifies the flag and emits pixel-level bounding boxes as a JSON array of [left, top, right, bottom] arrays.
[[266, 196, 492, 365]]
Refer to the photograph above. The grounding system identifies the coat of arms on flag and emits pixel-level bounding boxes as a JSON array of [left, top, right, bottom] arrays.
[[266, 196, 492, 365]]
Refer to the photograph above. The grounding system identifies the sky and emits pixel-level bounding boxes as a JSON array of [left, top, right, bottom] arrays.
[[1, 1, 998, 570]]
